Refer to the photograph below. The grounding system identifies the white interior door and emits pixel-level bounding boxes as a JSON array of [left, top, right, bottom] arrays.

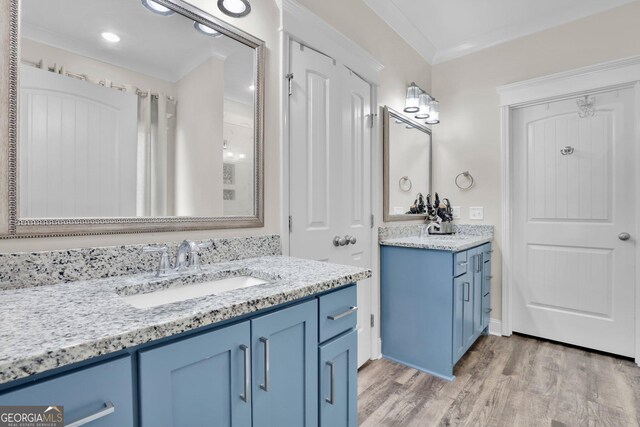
[[19, 65, 138, 218], [512, 88, 636, 357], [289, 41, 373, 366]]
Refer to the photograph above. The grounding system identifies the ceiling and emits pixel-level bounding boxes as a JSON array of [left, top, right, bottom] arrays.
[[363, 0, 638, 64], [21, 0, 255, 104]]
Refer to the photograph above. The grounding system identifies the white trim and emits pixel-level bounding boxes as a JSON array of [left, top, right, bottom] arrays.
[[280, 0, 383, 364], [279, 0, 383, 85], [499, 56, 640, 364], [497, 56, 640, 106], [488, 319, 503, 337]]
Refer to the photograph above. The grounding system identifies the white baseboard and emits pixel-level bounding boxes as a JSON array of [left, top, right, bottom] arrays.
[[489, 318, 503, 336]]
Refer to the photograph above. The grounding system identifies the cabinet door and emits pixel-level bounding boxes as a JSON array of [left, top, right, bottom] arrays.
[[473, 252, 484, 336], [0, 357, 134, 427], [453, 273, 468, 362], [319, 330, 357, 427], [252, 300, 318, 427], [138, 321, 251, 427]]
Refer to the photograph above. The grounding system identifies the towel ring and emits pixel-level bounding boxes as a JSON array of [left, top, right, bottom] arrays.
[[455, 171, 474, 190], [399, 176, 412, 192]]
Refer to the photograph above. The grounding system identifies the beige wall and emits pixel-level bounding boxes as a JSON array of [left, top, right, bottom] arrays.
[[0, 0, 281, 252], [431, 1, 640, 321]]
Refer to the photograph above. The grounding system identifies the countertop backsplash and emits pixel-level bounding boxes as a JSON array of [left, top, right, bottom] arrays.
[[378, 224, 494, 241], [0, 235, 282, 291]]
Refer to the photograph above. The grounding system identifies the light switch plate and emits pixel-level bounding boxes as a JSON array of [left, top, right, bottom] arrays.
[[469, 207, 484, 220], [452, 206, 461, 219]]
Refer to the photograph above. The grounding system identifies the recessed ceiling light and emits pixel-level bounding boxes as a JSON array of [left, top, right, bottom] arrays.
[[217, 0, 251, 18], [141, 0, 175, 16], [238, 153, 246, 159], [101, 32, 121, 43], [193, 22, 223, 38]]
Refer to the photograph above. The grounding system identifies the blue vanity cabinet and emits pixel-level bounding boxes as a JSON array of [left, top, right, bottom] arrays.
[[0, 357, 134, 427], [138, 321, 252, 427], [252, 299, 318, 427], [381, 242, 492, 380], [319, 330, 357, 427]]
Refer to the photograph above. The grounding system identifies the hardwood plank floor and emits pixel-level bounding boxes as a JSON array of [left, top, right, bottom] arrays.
[[358, 334, 640, 426]]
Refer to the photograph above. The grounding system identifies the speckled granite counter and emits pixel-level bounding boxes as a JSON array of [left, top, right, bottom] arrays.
[[379, 224, 493, 252], [0, 256, 371, 385]]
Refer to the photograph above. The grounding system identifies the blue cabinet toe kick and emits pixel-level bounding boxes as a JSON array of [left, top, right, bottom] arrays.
[[380, 243, 492, 381]]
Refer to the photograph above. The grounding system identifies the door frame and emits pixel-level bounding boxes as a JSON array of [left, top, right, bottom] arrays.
[[497, 56, 640, 365], [278, 0, 384, 360]]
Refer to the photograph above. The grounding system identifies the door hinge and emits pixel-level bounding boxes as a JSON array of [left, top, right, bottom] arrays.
[[370, 314, 375, 328], [286, 73, 294, 96], [288, 215, 292, 233], [370, 214, 374, 229], [367, 113, 375, 129]]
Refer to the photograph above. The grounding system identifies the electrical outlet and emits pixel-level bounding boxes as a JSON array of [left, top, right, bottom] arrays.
[[452, 206, 461, 219], [469, 207, 484, 220]]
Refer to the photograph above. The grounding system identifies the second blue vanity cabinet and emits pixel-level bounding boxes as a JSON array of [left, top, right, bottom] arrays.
[[381, 242, 492, 380], [252, 299, 318, 427], [139, 322, 252, 427], [0, 356, 134, 427]]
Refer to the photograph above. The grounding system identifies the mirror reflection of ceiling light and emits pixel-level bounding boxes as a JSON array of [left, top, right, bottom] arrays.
[[101, 32, 121, 43], [226, 152, 234, 158], [238, 153, 246, 159], [249, 84, 255, 91], [141, 0, 175, 16], [217, 0, 251, 17], [193, 22, 223, 38]]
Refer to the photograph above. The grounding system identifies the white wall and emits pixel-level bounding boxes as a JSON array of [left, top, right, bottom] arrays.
[[174, 57, 225, 217], [431, 1, 640, 322], [0, 0, 281, 252]]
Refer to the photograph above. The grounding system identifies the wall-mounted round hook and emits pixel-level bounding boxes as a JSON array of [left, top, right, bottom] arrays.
[[560, 146, 575, 155], [455, 171, 474, 190]]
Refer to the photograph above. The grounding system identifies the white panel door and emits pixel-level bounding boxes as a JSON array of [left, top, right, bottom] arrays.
[[289, 41, 373, 365], [512, 88, 636, 357], [19, 65, 138, 218]]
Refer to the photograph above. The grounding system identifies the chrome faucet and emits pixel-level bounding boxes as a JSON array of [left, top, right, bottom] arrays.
[[426, 222, 441, 236], [175, 240, 213, 272]]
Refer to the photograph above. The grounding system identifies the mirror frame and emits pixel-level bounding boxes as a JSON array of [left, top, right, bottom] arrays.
[[0, 0, 265, 238], [382, 106, 433, 222]]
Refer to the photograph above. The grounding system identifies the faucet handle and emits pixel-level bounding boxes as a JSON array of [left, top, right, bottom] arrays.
[[141, 245, 172, 276], [190, 241, 213, 270]]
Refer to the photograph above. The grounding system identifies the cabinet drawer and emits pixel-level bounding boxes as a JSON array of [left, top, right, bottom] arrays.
[[319, 285, 357, 343], [482, 243, 492, 262], [454, 250, 468, 277], [0, 357, 134, 427]]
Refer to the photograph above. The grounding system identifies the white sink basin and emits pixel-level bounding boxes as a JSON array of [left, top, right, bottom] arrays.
[[122, 276, 269, 309]]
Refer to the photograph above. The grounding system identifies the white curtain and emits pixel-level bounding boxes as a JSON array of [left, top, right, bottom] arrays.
[[135, 89, 177, 217]]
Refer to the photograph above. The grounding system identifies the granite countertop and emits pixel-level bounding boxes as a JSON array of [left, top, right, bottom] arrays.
[[0, 256, 371, 385], [380, 234, 493, 252]]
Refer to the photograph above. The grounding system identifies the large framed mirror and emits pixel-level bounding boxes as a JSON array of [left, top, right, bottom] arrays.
[[383, 106, 432, 222], [0, 0, 264, 237]]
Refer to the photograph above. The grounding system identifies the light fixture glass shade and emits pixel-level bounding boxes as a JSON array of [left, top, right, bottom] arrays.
[[426, 100, 440, 124], [403, 83, 420, 113], [141, 0, 175, 15], [194, 22, 223, 37], [415, 93, 431, 119], [217, 0, 251, 17]]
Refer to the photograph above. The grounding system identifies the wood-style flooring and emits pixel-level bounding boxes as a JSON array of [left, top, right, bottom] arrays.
[[358, 334, 640, 426]]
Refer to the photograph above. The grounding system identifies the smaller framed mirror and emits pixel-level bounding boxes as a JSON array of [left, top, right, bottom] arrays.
[[383, 106, 432, 222]]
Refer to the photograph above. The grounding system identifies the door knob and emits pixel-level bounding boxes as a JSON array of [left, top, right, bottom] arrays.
[[346, 235, 357, 245], [619, 232, 631, 241], [333, 236, 347, 246]]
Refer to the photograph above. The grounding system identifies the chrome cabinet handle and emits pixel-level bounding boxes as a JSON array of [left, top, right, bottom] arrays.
[[328, 306, 358, 320], [333, 236, 347, 246], [485, 275, 493, 280], [464, 282, 470, 302], [240, 344, 250, 403], [66, 402, 115, 427], [619, 232, 631, 241], [325, 361, 335, 405], [259, 337, 269, 391], [486, 308, 493, 313], [477, 254, 483, 272], [457, 261, 468, 266]]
